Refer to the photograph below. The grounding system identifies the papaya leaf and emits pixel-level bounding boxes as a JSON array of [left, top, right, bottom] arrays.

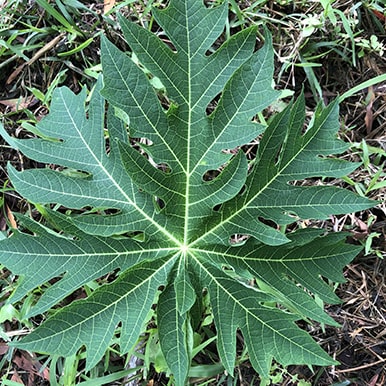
[[0, 1, 375, 384]]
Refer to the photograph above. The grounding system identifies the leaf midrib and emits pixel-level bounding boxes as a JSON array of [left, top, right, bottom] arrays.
[[183, 0, 192, 247], [5, 245, 177, 259], [193, 247, 350, 264]]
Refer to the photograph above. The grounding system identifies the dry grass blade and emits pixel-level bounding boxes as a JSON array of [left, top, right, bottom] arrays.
[[6, 33, 66, 85]]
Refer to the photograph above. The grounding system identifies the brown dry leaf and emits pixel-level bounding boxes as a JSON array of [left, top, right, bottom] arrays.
[[0, 341, 10, 355], [104, 0, 115, 14], [0, 96, 37, 112], [349, 213, 369, 233], [6, 33, 65, 84], [13, 354, 34, 386], [369, 373, 379, 386], [12, 352, 50, 383], [13, 353, 34, 373], [11, 369, 25, 385], [6, 203, 18, 229], [0, 212, 7, 231], [365, 85, 375, 135]]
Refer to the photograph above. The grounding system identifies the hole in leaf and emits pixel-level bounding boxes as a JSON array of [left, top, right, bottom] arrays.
[[132, 138, 173, 174], [242, 138, 260, 162], [105, 137, 111, 155], [257, 216, 278, 229], [229, 234, 249, 246], [157, 163, 172, 174], [206, 93, 221, 115], [157, 32, 176, 52], [154, 197, 165, 212], [239, 184, 246, 195], [273, 143, 283, 166], [202, 169, 220, 181], [132, 137, 154, 150], [283, 211, 300, 221], [222, 147, 239, 155], [212, 203, 222, 212], [113, 231, 145, 242], [157, 91, 171, 110], [77, 207, 121, 216], [59, 168, 92, 179]]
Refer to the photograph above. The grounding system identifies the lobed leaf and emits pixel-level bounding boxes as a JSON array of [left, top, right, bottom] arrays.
[[0, 0, 375, 384]]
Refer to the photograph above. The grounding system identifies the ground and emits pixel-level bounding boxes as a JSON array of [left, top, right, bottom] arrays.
[[0, 1, 385, 385]]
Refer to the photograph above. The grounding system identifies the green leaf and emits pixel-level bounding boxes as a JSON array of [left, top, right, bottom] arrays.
[[0, 1, 375, 384], [17, 254, 175, 369], [158, 283, 190, 385]]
